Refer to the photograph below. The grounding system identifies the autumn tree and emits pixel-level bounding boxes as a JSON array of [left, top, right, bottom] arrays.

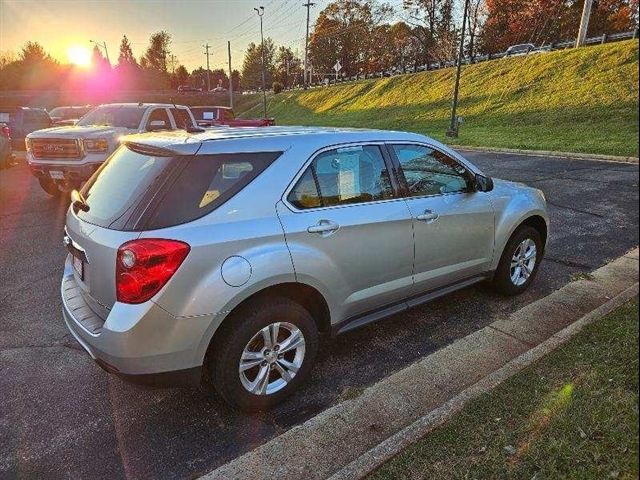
[[479, 0, 637, 54], [309, 0, 392, 78]]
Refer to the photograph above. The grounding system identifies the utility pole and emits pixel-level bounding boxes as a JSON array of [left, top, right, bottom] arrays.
[[89, 40, 110, 65], [446, 0, 469, 138], [168, 54, 177, 74], [203, 43, 212, 91], [303, 2, 315, 88], [576, 0, 593, 47], [228, 41, 234, 110], [254, 6, 267, 118]]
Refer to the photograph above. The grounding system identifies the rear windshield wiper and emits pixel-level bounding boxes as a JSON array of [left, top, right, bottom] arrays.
[[71, 190, 90, 212]]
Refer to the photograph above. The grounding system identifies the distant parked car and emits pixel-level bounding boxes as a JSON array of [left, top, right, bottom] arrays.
[[178, 85, 203, 93], [0, 106, 52, 149], [505, 43, 536, 56], [26, 103, 199, 195], [210, 86, 227, 93], [48, 106, 94, 126], [190, 106, 275, 127], [0, 122, 14, 169]]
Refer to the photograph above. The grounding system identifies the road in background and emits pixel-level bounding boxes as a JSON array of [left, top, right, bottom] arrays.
[[0, 152, 638, 479]]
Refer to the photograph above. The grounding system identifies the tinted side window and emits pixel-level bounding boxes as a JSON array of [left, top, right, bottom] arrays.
[[146, 108, 171, 130], [391, 144, 471, 197], [144, 151, 282, 229]]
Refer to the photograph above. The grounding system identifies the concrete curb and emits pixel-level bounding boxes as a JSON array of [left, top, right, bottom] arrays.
[[330, 281, 639, 480], [453, 145, 639, 164], [200, 248, 638, 480]]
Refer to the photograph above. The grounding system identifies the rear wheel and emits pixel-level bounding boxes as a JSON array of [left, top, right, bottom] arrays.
[[492, 225, 542, 295], [38, 178, 63, 197], [208, 297, 319, 411]]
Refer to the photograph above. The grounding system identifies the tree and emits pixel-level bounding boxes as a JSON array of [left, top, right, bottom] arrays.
[[479, 0, 637, 54], [140, 31, 172, 88], [92, 45, 110, 71], [241, 38, 276, 90], [466, 0, 487, 61], [20, 41, 52, 64], [141, 31, 171, 72], [117, 35, 138, 67], [174, 64, 189, 86], [274, 46, 302, 88]]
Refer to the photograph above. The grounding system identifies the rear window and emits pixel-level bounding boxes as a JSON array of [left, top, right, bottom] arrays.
[[78, 145, 281, 230]]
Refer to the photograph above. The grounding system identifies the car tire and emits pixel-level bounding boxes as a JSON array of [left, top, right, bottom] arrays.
[[208, 297, 319, 412], [492, 225, 543, 296], [38, 178, 63, 197]]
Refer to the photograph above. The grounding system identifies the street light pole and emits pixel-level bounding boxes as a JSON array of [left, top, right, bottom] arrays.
[[303, 2, 315, 88], [446, 0, 470, 138], [89, 40, 110, 65], [254, 6, 267, 118]]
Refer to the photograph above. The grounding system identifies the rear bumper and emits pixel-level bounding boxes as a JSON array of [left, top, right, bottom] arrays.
[[61, 255, 213, 384]]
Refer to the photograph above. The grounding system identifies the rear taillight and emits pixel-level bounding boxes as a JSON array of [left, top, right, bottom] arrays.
[[116, 239, 190, 304], [1, 125, 9, 138]]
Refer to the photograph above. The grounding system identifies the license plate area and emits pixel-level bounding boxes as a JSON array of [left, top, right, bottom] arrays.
[[50, 170, 64, 180]]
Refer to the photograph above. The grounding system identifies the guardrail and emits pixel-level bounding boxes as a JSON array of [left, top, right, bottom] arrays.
[[286, 28, 638, 91]]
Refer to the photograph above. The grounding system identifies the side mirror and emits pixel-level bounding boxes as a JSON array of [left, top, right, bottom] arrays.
[[147, 120, 167, 131], [475, 174, 494, 192]]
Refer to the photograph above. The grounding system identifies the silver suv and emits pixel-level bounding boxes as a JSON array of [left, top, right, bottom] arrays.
[[62, 127, 548, 410]]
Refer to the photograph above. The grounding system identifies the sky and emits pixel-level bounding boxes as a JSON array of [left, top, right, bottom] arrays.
[[0, 0, 342, 72]]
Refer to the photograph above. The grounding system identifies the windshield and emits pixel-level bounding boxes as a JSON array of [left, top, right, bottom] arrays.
[[76, 105, 144, 129]]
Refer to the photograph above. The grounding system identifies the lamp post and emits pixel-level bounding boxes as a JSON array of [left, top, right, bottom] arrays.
[[254, 6, 267, 118], [446, 0, 470, 138], [89, 40, 110, 65]]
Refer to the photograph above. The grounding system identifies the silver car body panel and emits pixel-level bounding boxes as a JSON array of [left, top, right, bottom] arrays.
[[61, 126, 549, 375]]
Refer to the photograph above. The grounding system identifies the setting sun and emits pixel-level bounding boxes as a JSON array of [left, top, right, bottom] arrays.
[[67, 45, 92, 68]]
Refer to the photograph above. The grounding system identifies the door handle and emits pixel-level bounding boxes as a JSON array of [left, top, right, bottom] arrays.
[[416, 210, 439, 223], [307, 220, 340, 235]]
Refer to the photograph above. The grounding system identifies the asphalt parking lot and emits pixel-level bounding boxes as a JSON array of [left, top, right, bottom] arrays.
[[1, 151, 638, 479]]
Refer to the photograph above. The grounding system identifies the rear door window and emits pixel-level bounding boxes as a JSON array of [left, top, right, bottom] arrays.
[[288, 145, 394, 209]]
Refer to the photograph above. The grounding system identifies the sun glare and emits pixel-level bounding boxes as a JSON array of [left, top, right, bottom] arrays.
[[67, 45, 92, 68]]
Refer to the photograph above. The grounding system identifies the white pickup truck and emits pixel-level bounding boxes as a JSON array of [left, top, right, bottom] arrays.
[[26, 103, 199, 195]]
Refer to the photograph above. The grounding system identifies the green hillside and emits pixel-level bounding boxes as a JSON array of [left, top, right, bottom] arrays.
[[240, 40, 639, 157]]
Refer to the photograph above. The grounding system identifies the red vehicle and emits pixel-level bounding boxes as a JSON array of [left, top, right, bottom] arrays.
[[190, 106, 275, 128]]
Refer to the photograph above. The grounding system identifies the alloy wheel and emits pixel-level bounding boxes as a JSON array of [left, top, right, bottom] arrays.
[[238, 322, 306, 395]]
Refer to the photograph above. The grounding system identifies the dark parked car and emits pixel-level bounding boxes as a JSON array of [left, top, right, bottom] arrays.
[[0, 106, 52, 149], [48, 106, 94, 126]]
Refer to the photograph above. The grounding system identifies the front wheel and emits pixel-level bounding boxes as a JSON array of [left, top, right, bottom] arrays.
[[492, 225, 543, 295], [208, 297, 319, 411]]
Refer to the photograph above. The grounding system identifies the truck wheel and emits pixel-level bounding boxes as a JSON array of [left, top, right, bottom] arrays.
[[38, 178, 63, 197], [492, 225, 542, 295], [208, 297, 319, 411]]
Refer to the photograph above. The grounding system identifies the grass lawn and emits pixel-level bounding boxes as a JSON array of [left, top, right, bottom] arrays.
[[370, 300, 639, 480], [239, 41, 639, 157]]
